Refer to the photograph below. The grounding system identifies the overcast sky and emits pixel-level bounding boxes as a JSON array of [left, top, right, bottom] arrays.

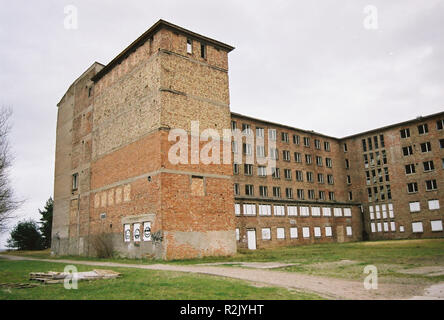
[[0, 0, 443, 248]]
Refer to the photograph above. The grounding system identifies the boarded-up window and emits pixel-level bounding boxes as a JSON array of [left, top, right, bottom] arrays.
[[390, 222, 396, 232], [412, 222, 423, 233], [259, 205, 271, 216], [409, 202, 420, 212], [322, 207, 331, 216], [290, 227, 298, 238], [312, 207, 321, 216], [274, 205, 285, 216], [314, 227, 321, 238], [346, 226, 352, 236], [369, 206, 374, 220], [287, 206, 297, 216], [325, 226, 332, 237], [235, 228, 240, 241], [191, 176, 205, 196], [133, 223, 141, 242], [235, 204, 241, 215], [243, 204, 256, 216], [302, 227, 310, 238], [124, 224, 131, 242], [143, 222, 151, 241], [334, 208, 342, 217], [428, 200, 440, 210], [431, 220, 443, 232], [388, 203, 394, 218], [377, 223, 382, 232], [262, 228, 271, 240], [370, 223, 376, 233], [344, 208, 352, 217], [383, 222, 389, 232], [300, 206, 310, 216], [277, 228, 285, 239]]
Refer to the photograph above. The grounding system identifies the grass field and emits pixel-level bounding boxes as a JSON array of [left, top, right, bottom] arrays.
[[0, 260, 323, 300], [2, 239, 444, 286]]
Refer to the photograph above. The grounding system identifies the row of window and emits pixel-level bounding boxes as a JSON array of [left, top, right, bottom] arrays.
[[365, 167, 390, 185], [402, 140, 444, 156], [236, 226, 353, 241], [186, 37, 207, 59], [400, 119, 444, 139], [363, 150, 388, 168], [367, 185, 392, 202], [405, 160, 436, 174], [362, 135, 385, 152], [235, 165, 335, 182], [368, 204, 395, 220], [235, 203, 352, 217], [409, 199, 440, 212], [236, 184, 339, 200], [123, 222, 151, 242], [407, 180, 438, 193], [230, 121, 332, 151], [369, 220, 443, 233]]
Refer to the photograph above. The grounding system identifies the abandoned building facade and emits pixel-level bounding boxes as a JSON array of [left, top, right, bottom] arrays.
[[52, 20, 444, 260]]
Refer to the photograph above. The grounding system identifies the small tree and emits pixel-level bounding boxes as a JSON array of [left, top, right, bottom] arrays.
[[6, 220, 43, 251], [39, 197, 53, 249]]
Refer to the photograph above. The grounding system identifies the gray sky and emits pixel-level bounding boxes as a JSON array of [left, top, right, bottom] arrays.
[[0, 0, 443, 248]]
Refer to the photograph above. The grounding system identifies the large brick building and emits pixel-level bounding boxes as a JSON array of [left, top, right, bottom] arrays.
[[52, 20, 444, 260]]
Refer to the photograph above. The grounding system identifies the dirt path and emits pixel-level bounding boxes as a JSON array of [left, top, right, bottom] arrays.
[[1, 255, 440, 300]]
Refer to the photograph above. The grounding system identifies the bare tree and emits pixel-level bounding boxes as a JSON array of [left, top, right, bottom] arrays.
[[0, 107, 21, 233]]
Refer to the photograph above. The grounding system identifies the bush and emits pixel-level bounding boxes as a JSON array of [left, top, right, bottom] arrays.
[[6, 220, 43, 250], [90, 233, 114, 258]]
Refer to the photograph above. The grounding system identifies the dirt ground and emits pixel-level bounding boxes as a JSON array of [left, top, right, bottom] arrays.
[[1, 255, 443, 300]]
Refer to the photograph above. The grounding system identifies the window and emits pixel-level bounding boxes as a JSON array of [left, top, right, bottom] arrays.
[[256, 145, 265, 158], [428, 199, 440, 210], [380, 135, 385, 148], [281, 132, 289, 143], [271, 167, 280, 179], [368, 137, 373, 150], [327, 174, 334, 185], [258, 166, 267, 177], [324, 141, 331, 151], [319, 191, 325, 200], [236, 228, 240, 241], [364, 155, 369, 168], [283, 150, 291, 161], [369, 206, 374, 220], [259, 186, 268, 197], [347, 175, 351, 184], [232, 141, 238, 154], [425, 179, 437, 191], [88, 87, 92, 97], [200, 43, 206, 59], [329, 192, 335, 201], [390, 222, 396, 232], [402, 146, 413, 156], [382, 204, 387, 219], [231, 121, 237, 131], [243, 143, 252, 155], [333, 208, 342, 217], [420, 142, 432, 153], [294, 152, 302, 163], [302, 227, 310, 238], [370, 223, 376, 233], [233, 163, 239, 175], [400, 128, 410, 138], [262, 228, 271, 240], [270, 148, 279, 160], [314, 139, 321, 149], [234, 183, 240, 196], [186, 38, 192, 54], [258, 204, 271, 216], [383, 222, 389, 232], [133, 223, 141, 242], [326, 158, 332, 168], [314, 227, 321, 238], [388, 203, 394, 218], [303, 137, 310, 147], [284, 169, 292, 180], [244, 164, 253, 176], [344, 208, 352, 217], [242, 123, 252, 135], [316, 156, 323, 166], [322, 207, 332, 216], [437, 119, 444, 130], [312, 207, 321, 216], [300, 206, 310, 216], [285, 188, 293, 199], [245, 185, 254, 196], [274, 205, 285, 216], [346, 226, 352, 236], [72, 173, 79, 191], [256, 127, 264, 138], [296, 170, 303, 181], [277, 228, 285, 239], [440, 139, 444, 149], [362, 139, 367, 152], [235, 203, 241, 215], [377, 223, 382, 232], [407, 182, 418, 193], [325, 226, 332, 237], [293, 134, 300, 145], [305, 154, 312, 164], [409, 201, 420, 212], [431, 220, 443, 232], [308, 189, 315, 200], [287, 206, 297, 216], [297, 189, 305, 200], [243, 204, 256, 215], [269, 129, 277, 141], [124, 224, 131, 242], [306, 171, 314, 182], [411, 222, 423, 233], [290, 227, 298, 238], [423, 161, 434, 172], [418, 123, 428, 135], [405, 164, 416, 174], [318, 173, 324, 184], [273, 186, 281, 198], [345, 159, 350, 169], [343, 143, 348, 152]]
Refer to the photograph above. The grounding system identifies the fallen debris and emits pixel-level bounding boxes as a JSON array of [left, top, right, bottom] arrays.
[[0, 283, 39, 289], [29, 269, 121, 284]]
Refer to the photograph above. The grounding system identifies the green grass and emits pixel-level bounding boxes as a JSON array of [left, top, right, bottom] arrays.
[[0, 260, 323, 300], [3, 239, 444, 285]]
